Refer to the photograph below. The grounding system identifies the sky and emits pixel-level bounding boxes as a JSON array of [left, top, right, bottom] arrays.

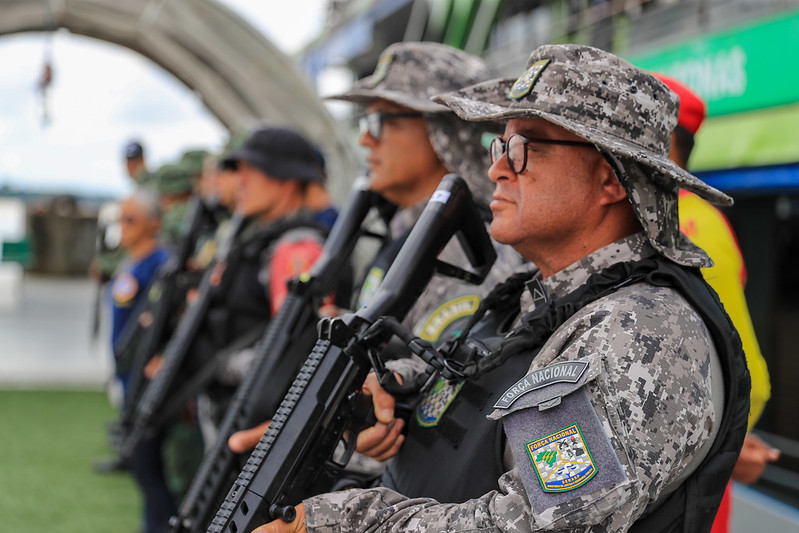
[[0, 0, 330, 198]]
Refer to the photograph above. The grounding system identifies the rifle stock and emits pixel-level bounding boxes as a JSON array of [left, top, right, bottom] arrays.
[[207, 174, 496, 533], [169, 180, 384, 533], [119, 213, 246, 460]]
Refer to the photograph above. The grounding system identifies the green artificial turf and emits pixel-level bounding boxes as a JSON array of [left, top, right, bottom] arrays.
[[0, 389, 140, 532]]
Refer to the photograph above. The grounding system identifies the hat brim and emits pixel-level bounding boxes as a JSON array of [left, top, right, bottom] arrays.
[[222, 148, 324, 184], [434, 78, 732, 207], [325, 87, 450, 113]]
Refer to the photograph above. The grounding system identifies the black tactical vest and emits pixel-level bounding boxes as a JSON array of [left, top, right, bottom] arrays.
[[381, 272, 530, 502], [384, 256, 749, 531], [189, 213, 326, 373]]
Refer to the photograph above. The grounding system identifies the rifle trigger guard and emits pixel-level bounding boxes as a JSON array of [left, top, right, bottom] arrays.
[[440, 358, 469, 380]]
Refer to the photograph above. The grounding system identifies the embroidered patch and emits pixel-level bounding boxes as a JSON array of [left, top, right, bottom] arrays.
[[419, 294, 480, 342], [112, 272, 138, 306], [356, 266, 385, 307], [367, 53, 393, 88], [509, 59, 551, 100], [527, 424, 597, 492], [416, 378, 464, 427], [494, 361, 588, 409], [525, 278, 549, 306]]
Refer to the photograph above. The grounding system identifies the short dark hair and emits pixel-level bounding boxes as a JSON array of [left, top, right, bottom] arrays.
[[672, 125, 695, 168]]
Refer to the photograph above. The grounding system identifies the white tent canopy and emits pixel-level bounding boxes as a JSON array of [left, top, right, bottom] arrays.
[[0, 0, 359, 196]]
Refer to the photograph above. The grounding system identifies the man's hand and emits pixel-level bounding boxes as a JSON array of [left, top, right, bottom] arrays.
[[144, 354, 163, 379], [732, 432, 780, 484], [228, 420, 272, 454], [355, 372, 405, 462], [252, 503, 306, 533]]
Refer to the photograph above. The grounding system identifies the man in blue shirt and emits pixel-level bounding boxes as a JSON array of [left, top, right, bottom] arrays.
[[108, 189, 174, 533], [109, 190, 170, 394]]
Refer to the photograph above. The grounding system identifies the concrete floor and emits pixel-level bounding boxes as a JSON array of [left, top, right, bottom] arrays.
[[0, 272, 113, 388]]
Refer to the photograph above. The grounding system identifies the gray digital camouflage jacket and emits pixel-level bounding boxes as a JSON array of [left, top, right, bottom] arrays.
[[303, 232, 719, 532]]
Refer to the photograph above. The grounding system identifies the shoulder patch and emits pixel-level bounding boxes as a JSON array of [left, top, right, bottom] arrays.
[[501, 387, 628, 513], [509, 59, 551, 100], [494, 361, 588, 409], [527, 424, 597, 492], [112, 272, 139, 306], [416, 377, 464, 427], [418, 294, 480, 342]]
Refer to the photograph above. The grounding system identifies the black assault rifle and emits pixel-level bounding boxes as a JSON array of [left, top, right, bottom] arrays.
[[115, 197, 221, 435], [119, 212, 246, 460], [169, 179, 390, 533], [207, 174, 497, 533]]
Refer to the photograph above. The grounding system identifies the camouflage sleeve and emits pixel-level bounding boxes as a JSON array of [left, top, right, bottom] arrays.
[[302, 283, 718, 532]]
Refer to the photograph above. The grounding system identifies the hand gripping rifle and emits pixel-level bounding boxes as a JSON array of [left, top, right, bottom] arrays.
[[119, 212, 247, 461], [169, 180, 390, 533], [206, 174, 497, 533], [115, 197, 219, 435]]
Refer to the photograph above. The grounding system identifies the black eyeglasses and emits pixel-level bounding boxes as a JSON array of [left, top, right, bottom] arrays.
[[489, 133, 595, 174], [359, 111, 424, 140], [120, 215, 140, 225]]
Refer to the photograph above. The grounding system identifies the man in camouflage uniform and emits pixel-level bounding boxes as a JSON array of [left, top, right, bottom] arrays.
[[255, 44, 749, 533], [227, 41, 527, 458], [154, 162, 196, 251], [326, 41, 525, 333]]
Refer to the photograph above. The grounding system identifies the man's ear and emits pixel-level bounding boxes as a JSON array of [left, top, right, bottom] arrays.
[[597, 157, 628, 207]]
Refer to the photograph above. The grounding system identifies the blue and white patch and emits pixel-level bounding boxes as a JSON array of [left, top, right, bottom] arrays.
[[416, 378, 464, 427], [509, 59, 551, 100], [112, 272, 139, 306], [494, 361, 588, 409], [527, 424, 596, 492]]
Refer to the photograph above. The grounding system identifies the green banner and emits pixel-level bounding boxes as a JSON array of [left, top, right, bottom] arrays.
[[629, 9, 799, 117], [692, 103, 799, 171]]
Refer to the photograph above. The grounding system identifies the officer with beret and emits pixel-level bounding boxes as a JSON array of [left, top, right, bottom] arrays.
[[256, 44, 750, 533]]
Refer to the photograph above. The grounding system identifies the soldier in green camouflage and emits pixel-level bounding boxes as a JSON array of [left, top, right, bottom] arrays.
[[154, 162, 196, 252]]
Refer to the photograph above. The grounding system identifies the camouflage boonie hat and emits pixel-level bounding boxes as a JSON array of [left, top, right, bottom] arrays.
[[155, 163, 194, 197], [180, 149, 210, 178], [326, 41, 495, 204], [433, 44, 734, 267]]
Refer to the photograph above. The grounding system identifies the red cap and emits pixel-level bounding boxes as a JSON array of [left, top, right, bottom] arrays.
[[653, 73, 707, 135]]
